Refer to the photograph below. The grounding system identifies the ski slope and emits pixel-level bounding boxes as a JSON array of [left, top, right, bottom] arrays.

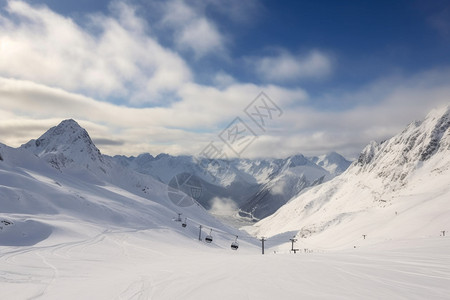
[[1, 230, 449, 299]]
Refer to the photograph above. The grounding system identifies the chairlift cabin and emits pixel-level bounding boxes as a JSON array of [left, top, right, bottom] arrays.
[[182, 218, 187, 228], [205, 229, 213, 243], [231, 236, 239, 250]]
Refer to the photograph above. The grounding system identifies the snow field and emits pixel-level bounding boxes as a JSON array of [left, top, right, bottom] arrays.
[[1, 229, 449, 300]]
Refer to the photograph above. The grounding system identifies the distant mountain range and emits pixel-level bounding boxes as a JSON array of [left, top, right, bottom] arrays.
[[113, 146, 351, 224]]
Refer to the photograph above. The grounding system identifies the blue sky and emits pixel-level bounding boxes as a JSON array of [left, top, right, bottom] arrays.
[[1, 0, 450, 158], [32, 0, 449, 94]]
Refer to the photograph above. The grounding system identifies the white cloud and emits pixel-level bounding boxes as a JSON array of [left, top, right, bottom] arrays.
[[160, 0, 226, 58], [252, 50, 333, 82], [0, 0, 191, 103], [3, 66, 450, 160], [213, 71, 236, 88], [209, 197, 238, 216], [0, 76, 306, 156], [178, 18, 224, 56], [1, 1, 449, 162], [242, 69, 450, 159]]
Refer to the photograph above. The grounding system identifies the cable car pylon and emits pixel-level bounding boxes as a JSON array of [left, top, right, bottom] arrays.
[[260, 237, 266, 255]]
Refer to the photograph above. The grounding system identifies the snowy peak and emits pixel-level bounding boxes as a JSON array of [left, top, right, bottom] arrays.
[[356, 141, 378, 166], [21, 119, 104, 170], [286, 154, 309, 167], [351, 105, 450, 189], [309, 152, 352, 176], [358, 105, 450, 166]]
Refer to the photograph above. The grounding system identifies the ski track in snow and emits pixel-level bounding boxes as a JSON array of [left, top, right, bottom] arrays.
[[31, 252, 59, 300], [1, 231, 450, 299]]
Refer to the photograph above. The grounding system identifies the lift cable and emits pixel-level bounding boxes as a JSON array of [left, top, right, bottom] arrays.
[[174, 213, 262, 251]]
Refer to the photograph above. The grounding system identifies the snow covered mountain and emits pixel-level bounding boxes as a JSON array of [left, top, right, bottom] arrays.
[[248, 105, 450, 249], [21, 119, 108, 174], [2, 115, 450, 300], [0, 118, 353, 247], [309, 152, 352, 176], [113, 154, 262, 217], [114, 151, 350, 224], [237, 154, 331, 220], [1, 120, 246, 248]]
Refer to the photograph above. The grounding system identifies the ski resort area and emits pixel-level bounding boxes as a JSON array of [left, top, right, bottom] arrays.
[[1, 106, 449, 299], [1, 1, 450, 299]]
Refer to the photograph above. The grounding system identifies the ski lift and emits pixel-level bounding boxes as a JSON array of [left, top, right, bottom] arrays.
[[182, 218, 187, 228], [205, 229, 213, 243], [231, 236, 239, 250]]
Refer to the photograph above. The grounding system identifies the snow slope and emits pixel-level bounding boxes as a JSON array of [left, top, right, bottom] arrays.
[[248, 105, 450, 250], [1, 120, 249, 248], [2, 229, 449, 299]]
